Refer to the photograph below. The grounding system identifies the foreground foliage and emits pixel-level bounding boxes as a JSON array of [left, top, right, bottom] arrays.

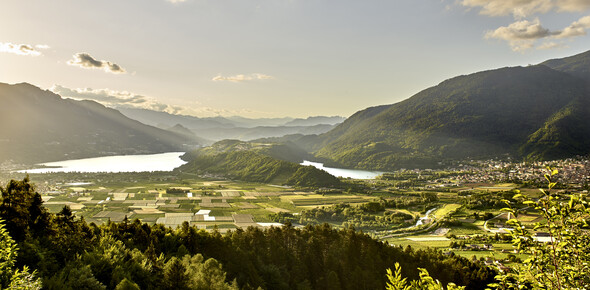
[[386, 263, 464, 290], [0, 218, 41, 289], [490, 168, 590, 289]]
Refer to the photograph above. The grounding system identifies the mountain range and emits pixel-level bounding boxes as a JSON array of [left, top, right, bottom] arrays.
[[2, 50, 590, 169], [303, 50, 590, 170], [117, 107, 344, 141]]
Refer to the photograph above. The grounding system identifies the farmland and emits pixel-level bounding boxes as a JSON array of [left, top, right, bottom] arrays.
[[2, 156, 587, 266]]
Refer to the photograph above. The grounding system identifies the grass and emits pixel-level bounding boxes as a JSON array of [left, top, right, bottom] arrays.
[[387, 238, 451, 250], [432, 203, 462, 219], [447, 222, 484, 235]]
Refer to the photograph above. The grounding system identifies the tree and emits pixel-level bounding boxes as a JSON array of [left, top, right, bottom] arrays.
[[490, 168, 590, 289], [182, 254, 238, 290], [114, 278, 140, 290], [386, 263, 465, 290], [163, 257, 190, 290], [0, 176, 49, 242], [44, 262, 106, 290], [0, 218, 42, 289]]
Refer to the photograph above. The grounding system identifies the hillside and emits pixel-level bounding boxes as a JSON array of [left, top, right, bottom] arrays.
[[542, 49, 590, 82], [284, 116, 346, 126], [178, 140, 340, 187], [0, 83, 202, 164], [312, 50, 590, 170], [195, 124, 337, 141]]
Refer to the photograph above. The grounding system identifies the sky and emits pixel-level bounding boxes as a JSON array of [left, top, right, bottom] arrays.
[[1, 0, 589, 118]]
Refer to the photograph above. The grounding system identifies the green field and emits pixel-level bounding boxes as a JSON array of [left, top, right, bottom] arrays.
[[1, 168, 555, 268]]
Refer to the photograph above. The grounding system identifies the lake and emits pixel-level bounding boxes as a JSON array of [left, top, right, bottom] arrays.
[[20, 152, 187, 173], [301, 160, 383, 179]]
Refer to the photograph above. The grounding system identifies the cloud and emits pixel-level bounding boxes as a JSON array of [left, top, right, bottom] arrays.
[[166, 0, 187, 2], [461, 0, 590, 18], [50, 84, 270, 118], [485, 18, 556, 51], [537, 41, 567, 49], [459, 0, 590, 51], [557, 14, 590, 37], [556, 0, 590, 12], [486, 19, 555, 40], [212, 73, 274, 82], [67, 53, 126, 74], [51, 85, 181, 114], [462, 0, 553, 18], [486, 15, 590, 51], [0, 42, 48, 56]]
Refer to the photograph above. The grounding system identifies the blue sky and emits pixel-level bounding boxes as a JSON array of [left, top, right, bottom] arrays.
[[1, 0, 589, 118]]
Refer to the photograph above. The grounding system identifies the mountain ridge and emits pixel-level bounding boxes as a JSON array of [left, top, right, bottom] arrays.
[[0, 82, 202, 164], [309, 51, 590, 170]]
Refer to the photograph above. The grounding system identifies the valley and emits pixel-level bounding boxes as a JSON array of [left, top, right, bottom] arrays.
[[1, 44, 589, 290], [4, 155, 586, 269]]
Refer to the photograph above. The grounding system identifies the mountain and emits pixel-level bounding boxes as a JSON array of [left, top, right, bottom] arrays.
[[118, 107, 339, 141], [165, 124, 211, 145], [311, 50, 590, 170], [541, 49, 590, 82], [117, 107, 235, 130], [0, 83, 202, 164], [195, 124, 337, 141], [284, 116, 346, 127], [222, 116, 294, 128]]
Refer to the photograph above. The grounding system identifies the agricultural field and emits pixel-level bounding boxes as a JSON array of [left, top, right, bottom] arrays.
[[2, 163, 572, 265]]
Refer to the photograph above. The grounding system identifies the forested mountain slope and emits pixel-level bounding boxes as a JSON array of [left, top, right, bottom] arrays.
[[311, 51, 590, 170]]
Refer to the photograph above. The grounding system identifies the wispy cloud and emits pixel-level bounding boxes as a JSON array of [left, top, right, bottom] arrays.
[[462, 0, 553, 18], [212, 73, 274, 82], [460, 0, 590, 51], [485, 18, 556, 51], [166, 0, 188, 3], [51, 84, 269, 118], [486, 15, 590, 51], [67, 53, 126, 74], [537, 41, 567, 49], [462, 0, 590, 18], [51, 85, 180, 113], [0, 42, 49, 56], [557, 15, 590, 37]]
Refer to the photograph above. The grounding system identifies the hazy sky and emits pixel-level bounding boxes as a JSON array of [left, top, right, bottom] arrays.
[[1, 0, 589, 118]]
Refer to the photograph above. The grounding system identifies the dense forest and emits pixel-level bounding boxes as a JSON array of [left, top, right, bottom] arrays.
[[0, 177, 496, 289]]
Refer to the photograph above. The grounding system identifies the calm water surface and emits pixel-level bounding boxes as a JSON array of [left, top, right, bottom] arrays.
[[301, 160, 383, 179], [21, 152, 187, 173]]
